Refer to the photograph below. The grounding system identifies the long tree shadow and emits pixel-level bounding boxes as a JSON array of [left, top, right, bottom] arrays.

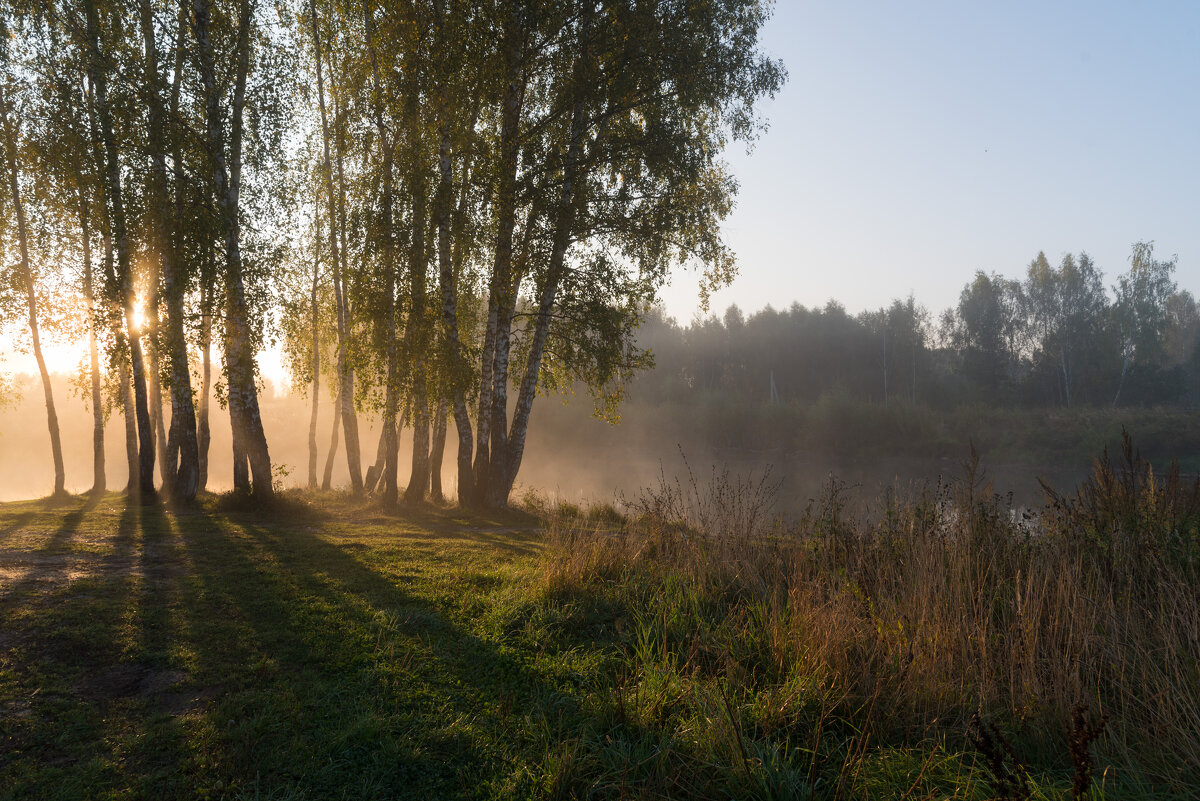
[[1, 501, 94, 604], [0, 511, 36, 545], [334, 500, 545, 558], [163, 503, 578, 799], [0, 496, 153, 796], [2, 497, 613, 799]]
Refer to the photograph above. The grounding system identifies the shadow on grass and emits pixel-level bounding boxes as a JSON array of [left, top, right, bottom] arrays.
[[1, 500, 94, 603], [1, 490, 626, 799], [0, 496, 150, 795], [343, 497, 546, 559], [153, 503, 566, 798], [0, 511, 36, 544], [0, 495, 754, 799]]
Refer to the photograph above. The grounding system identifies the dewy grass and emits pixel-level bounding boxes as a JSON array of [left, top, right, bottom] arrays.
[[0, 450, 1196, 800]]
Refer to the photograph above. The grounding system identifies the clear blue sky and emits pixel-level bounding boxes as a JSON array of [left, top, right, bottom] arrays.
[[659, 1, 1200, 321]]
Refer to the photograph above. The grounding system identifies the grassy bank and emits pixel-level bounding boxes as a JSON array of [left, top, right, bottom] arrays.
[[1, 450, 1197, 799], [538, 442, 1200, 799]]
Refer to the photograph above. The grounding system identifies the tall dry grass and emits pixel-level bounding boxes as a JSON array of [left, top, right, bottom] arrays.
[[541, 436, 1200, 794]]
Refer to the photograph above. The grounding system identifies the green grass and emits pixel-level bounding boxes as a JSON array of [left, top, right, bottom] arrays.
[[0, 490, 1188, 799], [0, 493, 559, 800]]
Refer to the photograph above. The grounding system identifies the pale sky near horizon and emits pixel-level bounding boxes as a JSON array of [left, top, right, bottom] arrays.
[[660, 0, 1200, 321], [4, 1, 1199, 382]]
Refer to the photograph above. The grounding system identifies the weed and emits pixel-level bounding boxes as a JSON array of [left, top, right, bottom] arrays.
[[1068, 703, 1109, 800], [969, 711, 1031, 801]]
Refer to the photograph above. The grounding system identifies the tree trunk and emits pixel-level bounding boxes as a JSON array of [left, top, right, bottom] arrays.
[[482, 212, 538, 506], [79, 196, 106, 495], [499, 26, 591, 504], [485, 293, 516, 507], [363, 0, 402, 507], [84, 0, 156, 499], [364, 424, 389, 494], [121, 354, 139, 491], [321, 387, 340, 490], [407, 397, 430, 504], [147, 319, 167, 488], [84, 78, 126, 494], [1, 88, 66, 497], [198, 283, 213, 491], [429, 398, 447, 503], [403, 63, 430, 505], [96, 204, 137, 491], [473, 9, 525, 506], [308, 246, 320, 488], [138, 5, 167, 491], [140, 0, 198, 501], [310, 0, 363, 492], [473, 300, 499, 503], [436, 115, 475, 506], [193, 0, 273, 498]]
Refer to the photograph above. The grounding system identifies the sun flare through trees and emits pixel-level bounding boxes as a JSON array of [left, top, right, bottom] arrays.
[[0, 0, 784, 507]]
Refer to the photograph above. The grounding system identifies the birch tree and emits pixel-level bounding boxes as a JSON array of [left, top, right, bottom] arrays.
[[0, 55, 67, 497], [191, 0, 273, 496], [471, 0, 784, 507], [308, 0, 364, 494], [1113, 241, 1176, 406], [81, 0, 159, 498]]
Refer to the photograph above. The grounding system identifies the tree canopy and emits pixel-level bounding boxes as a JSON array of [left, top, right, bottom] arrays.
[[0, 0, 785, 507]]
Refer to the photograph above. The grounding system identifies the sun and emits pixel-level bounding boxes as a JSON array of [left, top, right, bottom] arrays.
[[131, 294, 147, 334]]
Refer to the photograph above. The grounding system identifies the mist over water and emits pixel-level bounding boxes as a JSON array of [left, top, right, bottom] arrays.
[[0, 371, 1099, 513], [519, 399, 1100, 514]]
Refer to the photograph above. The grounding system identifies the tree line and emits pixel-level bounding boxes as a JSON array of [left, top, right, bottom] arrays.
[[0, 0, 783, 505], [633, 245, 1199, 411]]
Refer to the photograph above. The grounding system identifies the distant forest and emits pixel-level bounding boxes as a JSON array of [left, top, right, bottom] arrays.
[[634, 246, 1200, 411]]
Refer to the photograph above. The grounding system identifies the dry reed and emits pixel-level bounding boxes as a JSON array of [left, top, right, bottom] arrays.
[[541, 436, 1200, 794]]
